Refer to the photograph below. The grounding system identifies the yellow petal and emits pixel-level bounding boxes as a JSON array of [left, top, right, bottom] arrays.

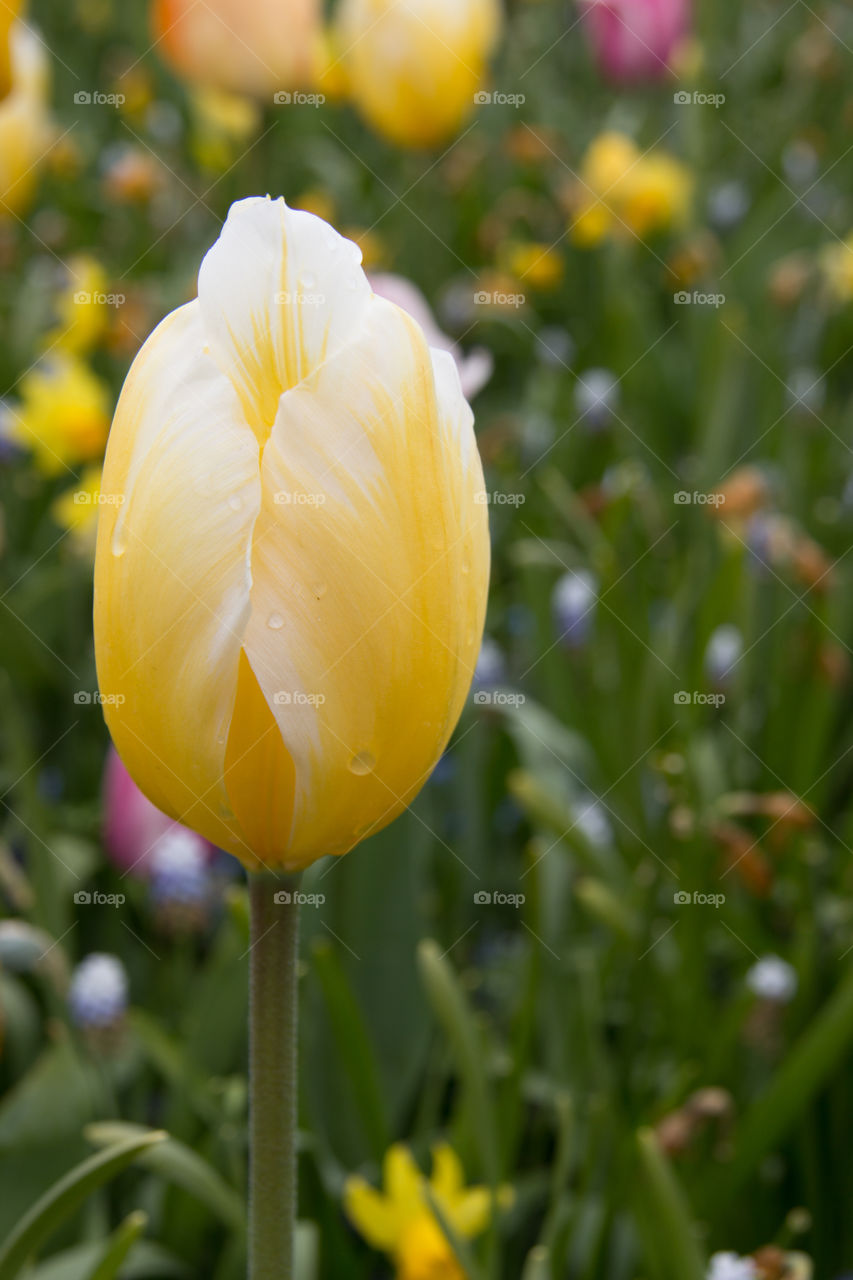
[[384, 1145, 424, 1216], [430, 1144, 464, 1200], [343, 1176, 405, 1251], [239, 298, 489, 867], [197, 196, 371, 440], [93, 302, 262, 862]]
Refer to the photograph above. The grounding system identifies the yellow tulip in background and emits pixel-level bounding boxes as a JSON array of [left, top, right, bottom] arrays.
[[335, 0, 503, 148], [0, 0, 53, 215], [93, 193, 490, 1278]]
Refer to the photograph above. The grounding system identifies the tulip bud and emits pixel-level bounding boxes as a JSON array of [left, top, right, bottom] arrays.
[[102, 746, 216, 876], [336, 0, 502, 148], [94, 197, 490, 872], [579, 0, 690, 83]]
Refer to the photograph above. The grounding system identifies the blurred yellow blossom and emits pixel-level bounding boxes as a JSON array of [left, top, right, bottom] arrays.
[[336, 0, 502, 148], [10, 356, 111, 473], [345, 1143, 512, 1280], [502, 241, 564, 290], [52, 464, 102, 550], [189, 86, 261, 172], [46, 254, 110, 354], [820, 233, 853, 303], [0, 4, 53, 215], [570, 131, 692, 246]]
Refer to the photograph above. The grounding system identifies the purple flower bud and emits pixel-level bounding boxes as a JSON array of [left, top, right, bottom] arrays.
[[68, 953, 128, 1030], [552, 571, 597, 649]]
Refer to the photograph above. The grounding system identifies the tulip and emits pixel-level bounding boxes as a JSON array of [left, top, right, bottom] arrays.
[[94, 195, 489, 873], [335, 0, 502, 148], [94, 195, 489, 1276], [102, 746, 215, 876], [152, 0, 321, 98], [580, 0, 690, 83], [0, 4, 52, 216]]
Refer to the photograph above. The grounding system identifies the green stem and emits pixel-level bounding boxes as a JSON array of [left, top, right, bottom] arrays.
[[248, 871, 302, 1280]]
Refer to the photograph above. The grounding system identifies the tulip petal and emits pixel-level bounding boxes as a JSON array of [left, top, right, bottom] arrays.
[[93, 302, 262, 861], [237, 295, 489, 867], [197, 196, 372, 440]]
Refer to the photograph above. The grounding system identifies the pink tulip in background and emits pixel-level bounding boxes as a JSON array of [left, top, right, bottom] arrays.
[[580, 0, 689, 82], [102, 746, 215, 875]]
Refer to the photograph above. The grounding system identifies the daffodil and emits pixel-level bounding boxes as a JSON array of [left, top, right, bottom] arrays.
[[52, 464, 102, 550], [93, 196, 490, 873], [9, 356, 111, 473], [0, 1, 53, 215], [345, 1144, 511, 1280], [46, 255, 110, 354], [335, 0, 502, 148], [570, 131, 692, 246]]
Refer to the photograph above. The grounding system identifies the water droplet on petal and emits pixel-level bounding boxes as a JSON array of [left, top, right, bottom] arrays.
[[348, 751, 376, 776], [229, 494, 242, 511], [111, 524, 127, 557], [267, 612, 284, 630], [311, 582, 327, 599]]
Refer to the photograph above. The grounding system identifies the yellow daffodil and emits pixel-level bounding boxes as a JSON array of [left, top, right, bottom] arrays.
[[152, 0, 321, 98], [46, 255, 110, 354], [93, 196, 490, 872], [52, 465, 103, 551], [570, 130, 691, 246], [0, 2, 53, 216], [502, 241, 564, 291], [336, 0, 502, 148], [189, 86, 262, 172], [9, 356, 111, 473], [345, 1143, 511, 1280]]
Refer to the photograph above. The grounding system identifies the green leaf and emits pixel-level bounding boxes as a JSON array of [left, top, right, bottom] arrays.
[[85, 1123, 245, 1232], [86, 1211, 148, 1280], [633, 1129, 705, 1280], [0, 1131, 166, 1280], [310, 937, 390, 1160]]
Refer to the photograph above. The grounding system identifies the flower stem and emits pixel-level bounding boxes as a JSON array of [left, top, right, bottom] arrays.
[[248, 871, 302, 1279]]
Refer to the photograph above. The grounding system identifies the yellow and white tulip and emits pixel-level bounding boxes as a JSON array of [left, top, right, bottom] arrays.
[[93, 196, 490, 872], [335, 0, 502, 148]]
